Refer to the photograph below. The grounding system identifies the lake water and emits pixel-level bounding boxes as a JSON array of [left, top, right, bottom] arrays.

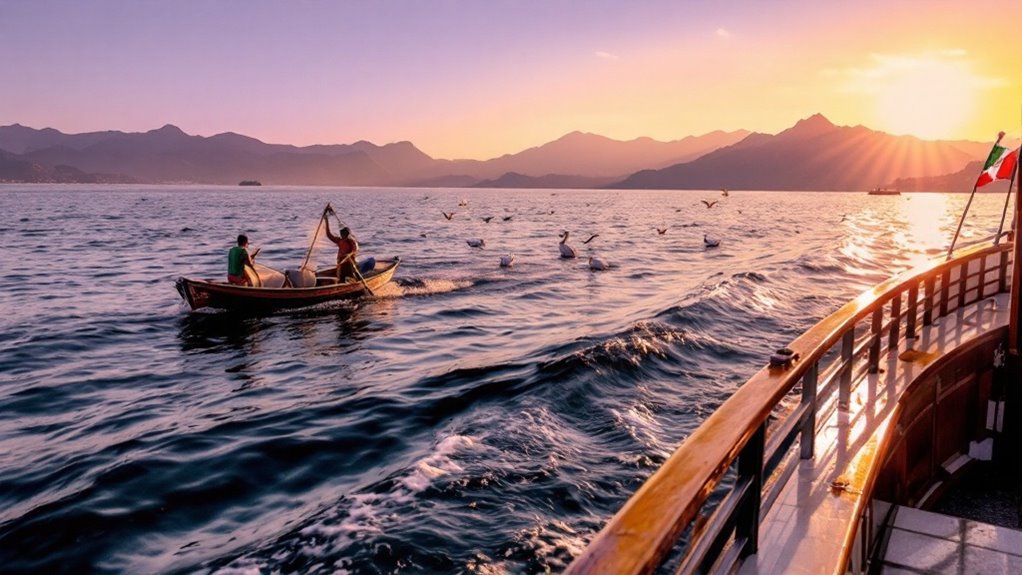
[[0, 185, 1008, 573]]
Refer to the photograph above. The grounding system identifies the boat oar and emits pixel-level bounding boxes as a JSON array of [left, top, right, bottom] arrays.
[[243, 247, 263, 287]]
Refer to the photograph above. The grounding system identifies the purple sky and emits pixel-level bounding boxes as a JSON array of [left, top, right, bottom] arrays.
[[2, 0, 1020, 159]]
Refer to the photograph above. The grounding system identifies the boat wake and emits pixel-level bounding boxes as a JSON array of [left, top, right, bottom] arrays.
[[395, 277, 475, 297]]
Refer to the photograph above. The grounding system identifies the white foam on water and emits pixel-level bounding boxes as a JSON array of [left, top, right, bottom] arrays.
[[275, 433, 485, 567], [398, 278, 474, 297], [510, 517, 589, 569], [399, 434, 474, 492], [612, 401, 671, 459], [207, 557, 264, 575]]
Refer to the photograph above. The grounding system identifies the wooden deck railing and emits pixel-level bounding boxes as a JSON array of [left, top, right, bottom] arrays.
[[566, 241, 1014, 575]]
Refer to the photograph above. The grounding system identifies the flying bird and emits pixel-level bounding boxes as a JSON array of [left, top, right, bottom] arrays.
[[442, 211, 455, 220], [582, 234, 599, 244], [656, 227, 667, 235], [701, 200, 719, 209], [559, 231, 577, 258], [502, 215, 514, 222], [482, 216, 494, 223], [721, 189, 729, 197]]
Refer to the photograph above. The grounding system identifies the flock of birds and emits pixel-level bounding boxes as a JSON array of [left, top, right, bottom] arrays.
[[429, 189, 728, 271]]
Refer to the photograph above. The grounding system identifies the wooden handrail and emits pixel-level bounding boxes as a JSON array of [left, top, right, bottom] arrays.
[[567, 241, 1013, 575]]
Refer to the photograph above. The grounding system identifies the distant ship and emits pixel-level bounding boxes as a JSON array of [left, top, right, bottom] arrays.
[[238, 180, 262, 186], [867, 186, 900, 195]]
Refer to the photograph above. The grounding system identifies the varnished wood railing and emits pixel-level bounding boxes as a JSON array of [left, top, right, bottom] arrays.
[[567, 241, 1014, 575]]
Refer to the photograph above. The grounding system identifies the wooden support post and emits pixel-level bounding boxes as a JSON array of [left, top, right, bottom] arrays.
[[840, 330, 854, 409], [736, 424, 765, 559], [923, 276, 935, 326], [940, 269, 951, 316], [868, 309, 882, 373], [958, 261, 968, 308], [977, 254, 988, 300], [800, 362, 818, 460], [906, 283, 918, 339], [889, 294, 902, 350]]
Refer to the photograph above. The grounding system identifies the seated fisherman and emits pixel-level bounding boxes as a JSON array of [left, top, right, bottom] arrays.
[[227, 234, 255, 285]]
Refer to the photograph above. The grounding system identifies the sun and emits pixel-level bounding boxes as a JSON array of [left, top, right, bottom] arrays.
[[873, 57, 976, 140]]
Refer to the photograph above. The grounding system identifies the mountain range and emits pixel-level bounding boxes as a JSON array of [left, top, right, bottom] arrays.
[[0, 116, 1005, 191]]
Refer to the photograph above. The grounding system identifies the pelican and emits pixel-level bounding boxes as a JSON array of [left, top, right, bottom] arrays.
[[499, 254, 515, 268], [559, 231, 577, 258], [442, 211, 455, 220], [704, 234, 721, 248], [466, 238, 486, 248], [588, 256, 609, 271], [701, 200, 719, 209]]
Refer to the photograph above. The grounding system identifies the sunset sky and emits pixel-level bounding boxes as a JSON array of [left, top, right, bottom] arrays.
[[2, 0, 1020, 160]]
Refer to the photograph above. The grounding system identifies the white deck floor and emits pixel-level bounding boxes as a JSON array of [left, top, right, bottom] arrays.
[[880, 505, 1022, 574], [738, 293, 1011, 575]]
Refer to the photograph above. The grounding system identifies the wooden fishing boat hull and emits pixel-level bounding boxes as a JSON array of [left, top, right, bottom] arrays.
[[175, 258, 400, 311]]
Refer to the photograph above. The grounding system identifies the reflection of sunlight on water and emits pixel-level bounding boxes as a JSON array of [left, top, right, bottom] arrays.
[[838, 240, 875, 275], [898, 194, 952, 267]]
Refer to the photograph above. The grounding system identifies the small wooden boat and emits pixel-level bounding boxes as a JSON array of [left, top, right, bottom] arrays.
[[175, 257, 400, 311]]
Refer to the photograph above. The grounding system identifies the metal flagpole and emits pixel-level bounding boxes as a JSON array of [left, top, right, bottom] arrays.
[[994, 165, 1018, 244], [949, 132, 1006, 259]]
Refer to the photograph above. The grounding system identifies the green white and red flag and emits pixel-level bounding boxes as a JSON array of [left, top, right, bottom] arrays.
[[975, 132, 1018, 188]]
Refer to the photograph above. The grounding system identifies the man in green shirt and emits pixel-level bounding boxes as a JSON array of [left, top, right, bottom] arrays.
[[227, 234, 254, 285]]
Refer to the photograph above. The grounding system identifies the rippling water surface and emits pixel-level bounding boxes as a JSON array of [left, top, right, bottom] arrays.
[[0, 185, 1008, 573]]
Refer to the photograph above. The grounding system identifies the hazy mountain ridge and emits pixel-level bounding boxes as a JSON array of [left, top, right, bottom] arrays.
[[892, 160, 1013, 193], [472, 172, 619, 189], [613, 114, 989, 191], [0, 123, 750, 186], [0, 118, 998, 189]]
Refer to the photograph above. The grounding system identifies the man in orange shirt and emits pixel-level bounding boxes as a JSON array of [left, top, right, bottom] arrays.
[[324, 218, 359, 282]]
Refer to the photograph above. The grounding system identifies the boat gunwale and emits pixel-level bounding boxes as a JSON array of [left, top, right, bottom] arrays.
[[185, 259, 400, 294], [566, 241, 1014, 575]]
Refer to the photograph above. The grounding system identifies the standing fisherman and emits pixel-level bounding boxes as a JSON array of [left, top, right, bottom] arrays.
[[324, 209, 359, 282]]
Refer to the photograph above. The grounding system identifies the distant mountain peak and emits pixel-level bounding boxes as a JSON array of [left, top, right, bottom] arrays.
[[150, 124, 186, 136], [780, 113, 837, 139], [796, 113, 834, 128]]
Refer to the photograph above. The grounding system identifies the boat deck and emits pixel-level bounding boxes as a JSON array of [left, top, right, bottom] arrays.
[[878, 505, 1022, 574], [738, 292, 1011, 575]]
